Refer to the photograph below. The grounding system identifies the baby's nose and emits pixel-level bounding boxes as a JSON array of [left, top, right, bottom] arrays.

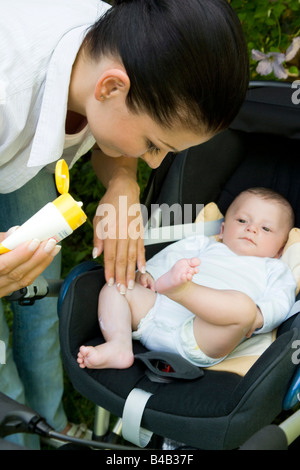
[[246, 223, 257, 233]]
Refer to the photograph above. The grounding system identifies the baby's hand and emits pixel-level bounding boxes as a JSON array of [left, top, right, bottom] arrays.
[[135, 271, 155, 291]]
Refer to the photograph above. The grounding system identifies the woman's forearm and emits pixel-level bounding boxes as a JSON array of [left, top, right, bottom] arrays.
[[91, 146, 139, 190]]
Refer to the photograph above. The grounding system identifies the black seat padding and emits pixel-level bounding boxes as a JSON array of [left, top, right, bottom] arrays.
[[59, 266, 300, 449]]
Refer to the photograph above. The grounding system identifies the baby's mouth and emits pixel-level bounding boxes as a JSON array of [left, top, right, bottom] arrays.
[[241, 237, 256, 245]]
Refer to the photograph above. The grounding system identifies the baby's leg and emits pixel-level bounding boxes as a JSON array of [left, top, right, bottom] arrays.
[[77, 283, 157, 369], [155, 258, 257, 359], [192, 291, 257, 358], [77, 284, 134, 369]]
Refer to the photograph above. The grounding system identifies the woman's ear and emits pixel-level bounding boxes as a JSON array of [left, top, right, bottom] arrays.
[[94, 68, 130, 102]]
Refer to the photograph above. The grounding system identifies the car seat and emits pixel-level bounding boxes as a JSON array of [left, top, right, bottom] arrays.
[[58, 81, 300, 450]]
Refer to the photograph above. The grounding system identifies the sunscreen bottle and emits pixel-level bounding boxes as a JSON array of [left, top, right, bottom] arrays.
[[0, 160, 87, 254]]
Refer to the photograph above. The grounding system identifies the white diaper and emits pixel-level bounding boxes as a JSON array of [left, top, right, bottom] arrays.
[[132, 293, 225, 367]]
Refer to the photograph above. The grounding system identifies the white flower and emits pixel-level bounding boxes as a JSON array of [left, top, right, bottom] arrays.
[[251, 49, 288, 79], [285, 37, 300, 62]]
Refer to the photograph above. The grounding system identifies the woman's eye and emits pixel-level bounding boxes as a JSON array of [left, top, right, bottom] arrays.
[[147, 141, 160, 155]]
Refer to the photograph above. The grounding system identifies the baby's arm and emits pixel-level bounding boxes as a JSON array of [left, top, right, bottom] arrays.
[[255, 260, 296, 333]]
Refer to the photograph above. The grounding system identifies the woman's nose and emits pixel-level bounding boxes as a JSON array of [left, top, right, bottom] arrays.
[[142, 151, 168, 169]]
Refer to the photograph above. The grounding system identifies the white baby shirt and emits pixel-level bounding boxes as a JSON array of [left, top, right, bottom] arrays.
[[146, 235, 297, 334]]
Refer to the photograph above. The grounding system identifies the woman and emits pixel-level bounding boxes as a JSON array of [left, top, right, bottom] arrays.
[[0, 0, 249, 448]]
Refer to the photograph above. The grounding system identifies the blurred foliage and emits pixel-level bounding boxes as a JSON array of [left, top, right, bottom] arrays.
[[230, 0, 300, 80]]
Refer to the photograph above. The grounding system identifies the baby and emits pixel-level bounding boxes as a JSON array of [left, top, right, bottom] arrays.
[[77, 188, 296, 369]]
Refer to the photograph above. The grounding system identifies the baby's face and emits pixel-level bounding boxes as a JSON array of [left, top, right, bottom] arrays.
[[220, 194, 290, 258]]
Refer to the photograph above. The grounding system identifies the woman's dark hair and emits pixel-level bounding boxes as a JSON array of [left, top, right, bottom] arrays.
[[83, 0, 249, 133]]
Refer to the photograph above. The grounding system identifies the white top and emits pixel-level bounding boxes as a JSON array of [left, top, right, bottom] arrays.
[[146, 235, 297, 334], [0, 0, 110, 193]]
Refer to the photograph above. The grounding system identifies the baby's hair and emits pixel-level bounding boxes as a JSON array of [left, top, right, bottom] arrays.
[[231, 187, 295, 230], [83, 0, 249, 134]]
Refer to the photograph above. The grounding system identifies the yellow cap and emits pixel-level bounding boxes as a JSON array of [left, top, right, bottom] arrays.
[[0, 244, 10, 254], [53, 159, 87, 230], [52, 193, 87, 230], [55, 159, 70, 194]]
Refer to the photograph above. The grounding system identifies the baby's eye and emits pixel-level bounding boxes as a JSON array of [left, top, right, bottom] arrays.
[[237, 218, 247, 224], [147, 141, 160, 155], [262, 226, 271, 232]]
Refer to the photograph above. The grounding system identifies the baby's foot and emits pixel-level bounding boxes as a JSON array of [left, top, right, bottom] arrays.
[[77, 343, 134, 370], [77, 345, 105, 369], [155, 257, 200, 294]]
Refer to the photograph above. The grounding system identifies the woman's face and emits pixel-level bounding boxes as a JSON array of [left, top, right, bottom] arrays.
[[86, 96, 212, 168]]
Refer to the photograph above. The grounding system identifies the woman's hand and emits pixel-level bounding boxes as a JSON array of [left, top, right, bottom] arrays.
[[91, 149, 146, 292], [0, 231, 61, 298], [93, 175, 146, 292]]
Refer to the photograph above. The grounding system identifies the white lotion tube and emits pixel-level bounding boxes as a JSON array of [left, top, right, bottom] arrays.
[[0, 194, 86, 254]]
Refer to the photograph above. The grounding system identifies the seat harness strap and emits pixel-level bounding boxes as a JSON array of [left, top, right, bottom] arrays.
[[122, 388, 153, 447]]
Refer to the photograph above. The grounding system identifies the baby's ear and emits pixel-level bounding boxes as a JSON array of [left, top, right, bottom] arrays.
[[219, 222, 225, 240], [274, 245, 284, 259]]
